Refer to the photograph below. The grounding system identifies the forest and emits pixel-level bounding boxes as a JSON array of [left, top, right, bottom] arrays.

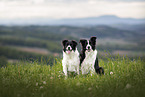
[[0, 25, 145, 65]]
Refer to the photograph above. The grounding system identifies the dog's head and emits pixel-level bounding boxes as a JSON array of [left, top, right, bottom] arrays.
[[62, 40, 78, 54], [80, 37, 97, 52]]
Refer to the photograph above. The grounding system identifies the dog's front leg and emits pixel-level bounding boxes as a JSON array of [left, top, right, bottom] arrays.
[[62, 59, 67, 76], [63, 64, 67, 76], [81, 65, 86, 75], [77, 64, 80, 75], [91, 64, 96, 75]]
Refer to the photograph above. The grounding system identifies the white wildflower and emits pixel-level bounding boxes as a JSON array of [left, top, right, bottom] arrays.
[[96, 85, 98, 88], [50, 76, 53, 79], [58, 75, 61, 78], [125, 84, 132, 89], [36, 82, 38, 86], [43, 81, 46, 84], [110, 71, 113, 75], [40, 86, 43, 89], [88, 87, 92, 91]]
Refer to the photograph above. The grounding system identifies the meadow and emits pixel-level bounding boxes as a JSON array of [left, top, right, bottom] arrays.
[[0, 56, 145, 97]]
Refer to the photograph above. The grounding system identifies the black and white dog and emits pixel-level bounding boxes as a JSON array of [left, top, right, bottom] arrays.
[[80, 37, 104, 75], [62, 40, 80, 76]]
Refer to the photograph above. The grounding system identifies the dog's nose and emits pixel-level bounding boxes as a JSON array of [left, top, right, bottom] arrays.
[[68, 47, 70, 50], [88, 46, 90, 49]]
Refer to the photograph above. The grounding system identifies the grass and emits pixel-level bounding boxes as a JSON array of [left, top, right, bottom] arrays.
[[0, 56, 145, 97]]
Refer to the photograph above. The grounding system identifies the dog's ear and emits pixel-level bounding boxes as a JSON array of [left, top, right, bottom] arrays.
[[72, 40, 77, 47], [79, 39, 86, 46], [90, 37, 97, 45], [62, 40, 68, 46]]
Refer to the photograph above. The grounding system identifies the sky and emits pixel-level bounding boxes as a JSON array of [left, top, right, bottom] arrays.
[[0, 0, 145, 19]]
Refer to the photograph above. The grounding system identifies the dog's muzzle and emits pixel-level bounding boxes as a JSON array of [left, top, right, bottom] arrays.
[[66, 50, 72, 54], [66, 45, 72, 54], [86, 46, 91, 52]]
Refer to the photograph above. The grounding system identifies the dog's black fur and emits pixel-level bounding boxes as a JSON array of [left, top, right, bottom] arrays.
[[80, 37, 104, 75]]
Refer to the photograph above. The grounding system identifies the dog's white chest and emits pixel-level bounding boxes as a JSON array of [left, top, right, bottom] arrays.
[[62, 50, 80, 72], [81, 50, 97, 74]]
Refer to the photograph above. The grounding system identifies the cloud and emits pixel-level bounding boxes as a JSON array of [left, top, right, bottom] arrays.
[[0, 0, 145, 19], [1, 0, 145, 4]]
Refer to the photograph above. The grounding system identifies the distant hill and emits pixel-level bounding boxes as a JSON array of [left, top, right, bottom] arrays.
[[0, 15, 145, 26], [110, 24, 145, 33], [0, 25, 142, 40]]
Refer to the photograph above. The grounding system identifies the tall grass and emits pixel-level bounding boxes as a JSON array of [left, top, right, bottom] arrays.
[[0, 56, 145, 97]]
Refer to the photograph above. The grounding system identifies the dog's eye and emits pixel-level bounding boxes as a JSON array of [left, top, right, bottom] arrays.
[[85, 42, 88, 45], [66, 43, 69, 46]]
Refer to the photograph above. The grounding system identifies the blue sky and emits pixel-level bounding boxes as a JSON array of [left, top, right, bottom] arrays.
[[0, 0, 145, 19]]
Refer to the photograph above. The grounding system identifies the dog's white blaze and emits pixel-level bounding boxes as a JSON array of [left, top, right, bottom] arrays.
[[62, 48, 80, 76], [86, 40, 92, 50], [81, 50, 97, 74]]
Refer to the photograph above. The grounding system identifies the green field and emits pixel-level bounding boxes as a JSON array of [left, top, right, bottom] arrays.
[[0, 56, 145, 97], [0, 25, 145, 97]]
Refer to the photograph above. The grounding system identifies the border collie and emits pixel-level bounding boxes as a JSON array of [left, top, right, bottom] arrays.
[[62, 40, 80, 76], [80, 37, 104, 75]]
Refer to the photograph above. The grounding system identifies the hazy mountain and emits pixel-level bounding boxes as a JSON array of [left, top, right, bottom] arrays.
[[55, 15, 145, 26], [0, 15, 145, 26]]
